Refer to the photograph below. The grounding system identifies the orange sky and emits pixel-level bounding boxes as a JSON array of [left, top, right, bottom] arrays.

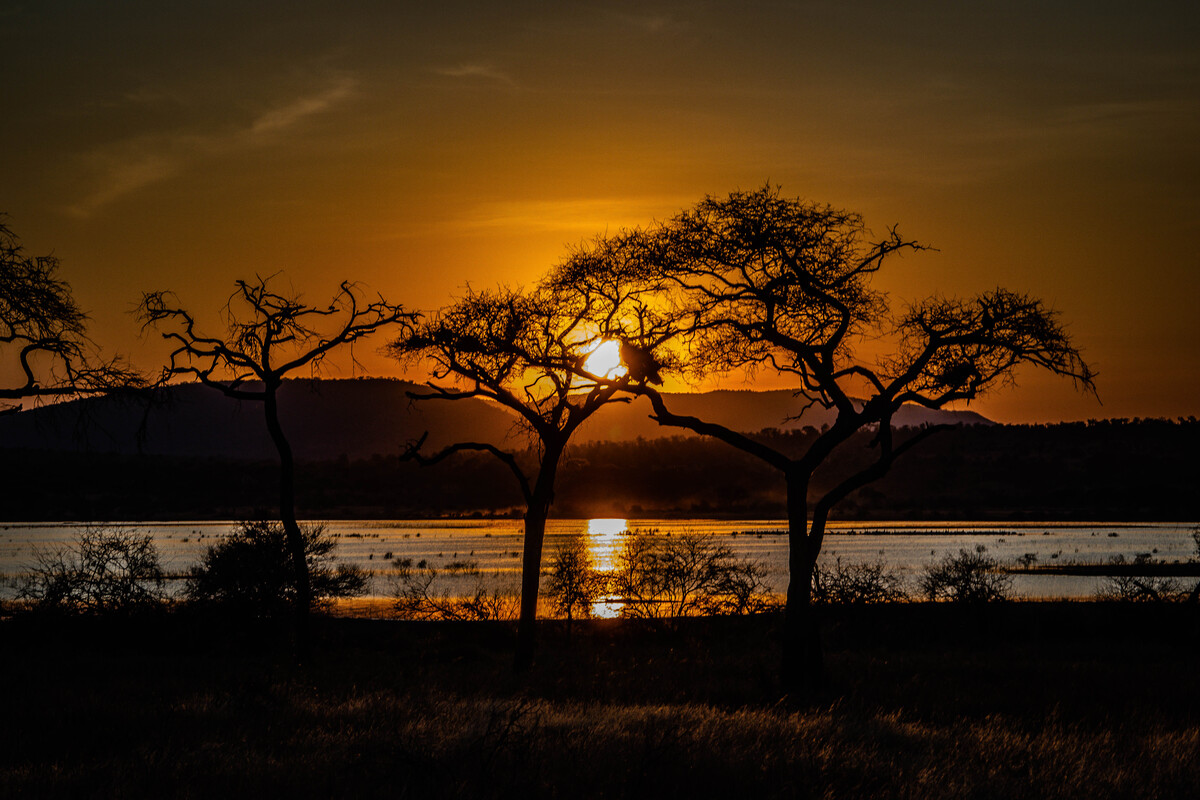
[[3, 2, 1198, 423]]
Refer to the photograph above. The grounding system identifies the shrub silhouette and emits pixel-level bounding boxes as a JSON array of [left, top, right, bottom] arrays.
[[18, 527, 165, 614], [611, 530, 772, 618], [812, 558, 907, 604], [390, 557, 518, 621], [1191, 527, 1200, 604], [920, 547, 1012, 603], [545, 535, 605, 627], [1098, 554, 1184, 602], [186, 520, 366, 617]]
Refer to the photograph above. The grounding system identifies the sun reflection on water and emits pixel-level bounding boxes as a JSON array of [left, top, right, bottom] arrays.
[[586, 518, 627, 572], [586, 517, 627, 619]]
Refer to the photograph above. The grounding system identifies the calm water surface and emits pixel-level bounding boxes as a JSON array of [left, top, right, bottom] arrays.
[[1, 519, 1196, 601]]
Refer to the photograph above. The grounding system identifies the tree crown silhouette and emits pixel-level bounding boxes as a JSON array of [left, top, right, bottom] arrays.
[[551, 185, 1097, 689], [1, 218, 142, 410]]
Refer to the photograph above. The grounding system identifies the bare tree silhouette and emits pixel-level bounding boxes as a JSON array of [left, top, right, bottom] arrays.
[[545, 535, 603, 634], [138, 276, 413, 660], [554, 186, 1097, 691], [389, 278, 671, 670], [1, 217, 143, 412]]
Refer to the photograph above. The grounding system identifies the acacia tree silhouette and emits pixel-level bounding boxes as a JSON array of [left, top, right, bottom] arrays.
[[390, 272, 670, 670], [138, 276, 413, 660], [1, 217, 143, 412], [555, 186, 1097, 691]]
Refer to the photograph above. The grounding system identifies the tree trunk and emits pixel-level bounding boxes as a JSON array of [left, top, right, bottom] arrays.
[[515, 504, 549, 672], [264, 385, 313, 663], [514, 444, 562, 672], [781, 468, 824, 694]]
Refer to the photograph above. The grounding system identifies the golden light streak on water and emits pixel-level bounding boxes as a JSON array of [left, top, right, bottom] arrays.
[[586, 517, 627, 572], [590, 599, 623, 619], [586, 517, 627, 618]]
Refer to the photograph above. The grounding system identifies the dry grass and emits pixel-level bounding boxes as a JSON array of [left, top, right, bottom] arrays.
[[2, 603, 1198, 798]]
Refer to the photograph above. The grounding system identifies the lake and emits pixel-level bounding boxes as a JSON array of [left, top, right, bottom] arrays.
[[2, 519, 1196, 602]]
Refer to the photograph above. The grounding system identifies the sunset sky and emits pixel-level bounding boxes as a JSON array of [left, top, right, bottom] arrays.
[[3, 1, 1197, 423]]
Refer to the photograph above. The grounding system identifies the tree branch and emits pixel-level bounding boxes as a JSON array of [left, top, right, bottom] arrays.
[[639, 386, 792, 472], [402, 432, 534, 507]]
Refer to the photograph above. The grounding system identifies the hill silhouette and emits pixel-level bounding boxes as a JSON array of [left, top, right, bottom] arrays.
[[578, 388, 992, 442], [0, 378, 990, 461], [0, 379, 510, 461]]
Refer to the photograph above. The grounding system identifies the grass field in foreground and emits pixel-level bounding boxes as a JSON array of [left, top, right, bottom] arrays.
[[2, 603, 1198, 799]]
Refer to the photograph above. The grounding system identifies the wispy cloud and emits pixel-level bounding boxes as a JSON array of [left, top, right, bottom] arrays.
[[65, 76, 357, 218], [432, 62, 517, 87], [610, 12, 680, 35], [67, 152, 182, 218], [249, 80, 356, 136], [455, 196, 693, 235]]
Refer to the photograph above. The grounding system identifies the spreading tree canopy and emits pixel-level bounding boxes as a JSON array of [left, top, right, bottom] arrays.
[[553, 186, 1097, 689]]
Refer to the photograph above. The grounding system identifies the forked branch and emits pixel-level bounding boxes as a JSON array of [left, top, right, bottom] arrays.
[[402, 431, 534, 506]]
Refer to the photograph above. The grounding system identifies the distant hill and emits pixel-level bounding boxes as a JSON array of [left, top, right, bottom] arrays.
[[0, 378, 991, 461], [0, 379, 517, 461], [577, 389, 991, 442]]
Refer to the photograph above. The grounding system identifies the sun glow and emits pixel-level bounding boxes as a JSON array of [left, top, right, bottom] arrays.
[[586, 517, 627, 572], [582, 340, 627, 378], [586, 518, 627, 619]]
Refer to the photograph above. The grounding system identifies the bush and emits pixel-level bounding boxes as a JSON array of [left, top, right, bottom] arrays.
[[812, 558, 907, 604], [18, 527, 166, 614], [545, 535, 605, 623], [1191, 528, 1200, 603], [186, 520, 367, 617], [390, 558, 519, 621], [919, 547, 1012, 603], [610, 530, 773, 618], [1097, 554, 1184, 602]]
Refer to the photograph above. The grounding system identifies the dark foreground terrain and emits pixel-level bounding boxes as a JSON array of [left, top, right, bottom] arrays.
[[3, 603, 1199, 799]]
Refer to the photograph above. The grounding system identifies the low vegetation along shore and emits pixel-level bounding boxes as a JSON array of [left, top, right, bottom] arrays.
[[4, 526, 1198, 797], [3, 603, 1199, 799]]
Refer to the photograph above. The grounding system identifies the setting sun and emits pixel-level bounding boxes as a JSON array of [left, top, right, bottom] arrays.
[[582, 340, 627, 378]]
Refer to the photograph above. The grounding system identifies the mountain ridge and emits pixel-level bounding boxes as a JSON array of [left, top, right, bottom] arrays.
[[0, 377, 991, 462]]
